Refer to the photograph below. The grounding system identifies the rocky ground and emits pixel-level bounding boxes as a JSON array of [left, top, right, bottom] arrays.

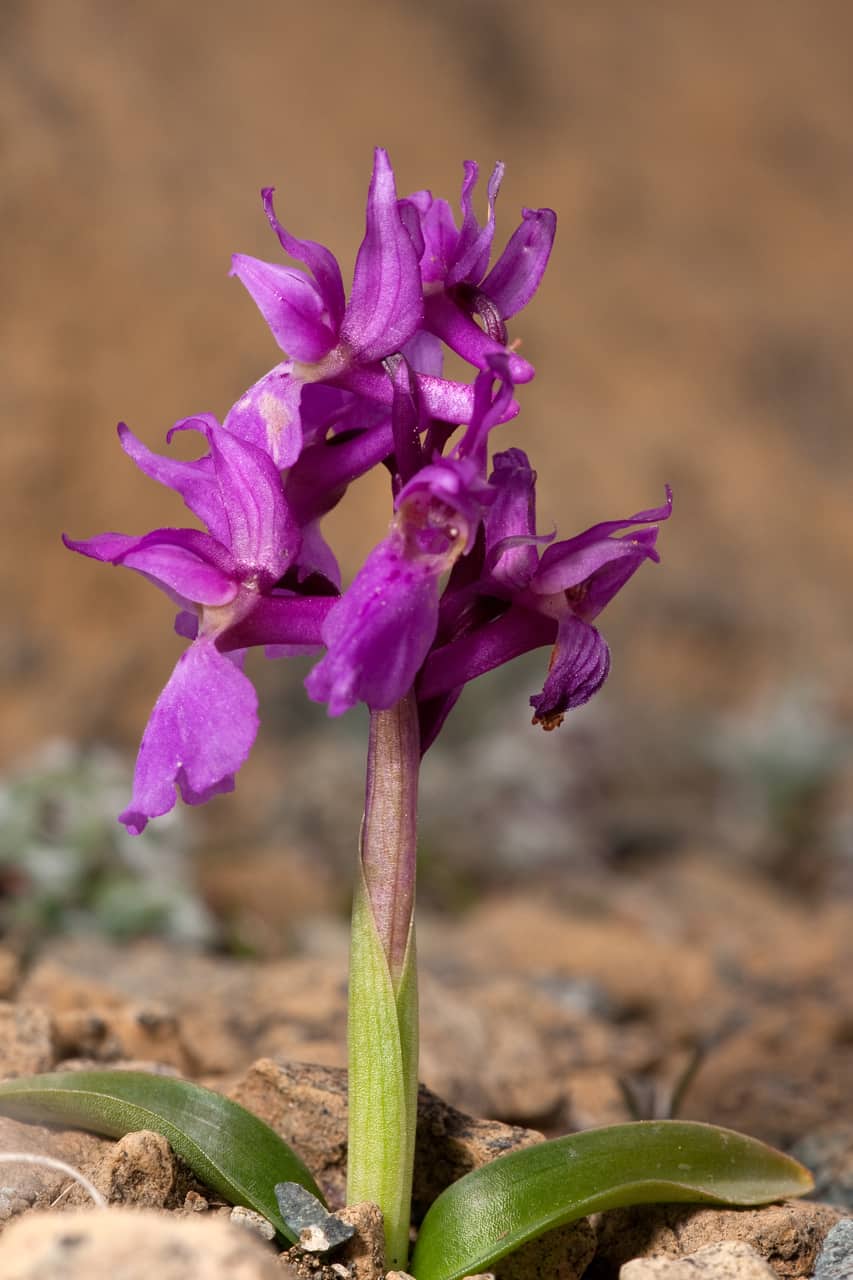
[[0, 845, 851, 1277]]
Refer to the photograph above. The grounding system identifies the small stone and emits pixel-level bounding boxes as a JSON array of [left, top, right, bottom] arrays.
[[185, 1189, 210, 1212], [813, 1218, 853, 1280], [620, 1240, 777, 1279], [301, 1223, 347, 1253], [0, 1207, 284, 1278], [592, 1199, 845, 1279], [0, 1002, 55, 1076], [275, 1180, 355, 1251], [384, 1272, 417, 1279], [231, 1205, 277, 1242], [70, 1128, 190, 1209], [335, 1203, 386, 1280]]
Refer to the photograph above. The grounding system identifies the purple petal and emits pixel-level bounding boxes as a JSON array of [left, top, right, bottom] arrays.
[[117, 421, 228, 546], [416, 194, 459, 285], [222, 593, 336, 651], [204, 420, 299, 582], [119, 639, 258, 834], [401, 329, 444, 378], [396, 195, 426, 260], [262, 187, 346, 334], [386, 354, 424, 484], [230, 254, 337, 362], [447, 161, 504, 287], [337, 365, 520, 427], [286, 421, 394, 524], [455, 358, 518, 465], [223, 363, 305, 469], [481, 207, 557, 319], [63, 528, 237, 606], [418, 605, 555, 701], [341, 148, 424, 362], [423, 292, 535, 383], [531, 488, 672, 616], [485, 448, 541, 591], [530, 615, 610, 728], [305, 540, 442, 716]]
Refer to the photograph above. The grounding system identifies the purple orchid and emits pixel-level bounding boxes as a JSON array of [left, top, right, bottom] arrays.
[[399, 161, 557, 386], [64, 417, 335, 833], [303, 455, 489, 717], [227, 149, 520, 471], [304, 364, 516, 716], [417, 454, 673, 745]]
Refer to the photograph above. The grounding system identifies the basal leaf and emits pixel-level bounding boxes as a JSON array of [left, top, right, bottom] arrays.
[[410, 1119, 813, 1280], [0, 1069, 324, 1241]]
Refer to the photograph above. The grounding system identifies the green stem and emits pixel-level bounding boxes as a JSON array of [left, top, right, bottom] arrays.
[[347, 692, 420, 1269]]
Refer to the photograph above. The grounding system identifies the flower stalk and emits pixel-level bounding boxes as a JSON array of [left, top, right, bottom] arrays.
[[347, 691, 420, 1268]]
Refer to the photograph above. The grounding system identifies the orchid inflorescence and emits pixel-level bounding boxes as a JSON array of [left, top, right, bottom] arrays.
[[65, 148, 671, 837]]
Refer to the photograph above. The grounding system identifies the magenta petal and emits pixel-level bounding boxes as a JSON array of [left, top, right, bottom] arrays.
[[223, 363, 304, 470], [481, 207, 557, 319], [485, 448, 541, 590], [117, 422, 228, 546], [341, 148, 424, 362], [416, 194, 459, 285], [424, 292, 535, 383], [447, 161, 504, 287], [119, 639, 259, 834], [337, 365, 520, 427], [230, 255, 337, 362], [418, 605, 555, 701], [401, 330, 444, 378], [531, 488, 672, 611], [305, 541, 441, 716], [63, 528, 237, 606], [222, 593, 336, 651], [203, 424, 300, 583], [262, 187, 346, 334], [530, 615, 610, 726]]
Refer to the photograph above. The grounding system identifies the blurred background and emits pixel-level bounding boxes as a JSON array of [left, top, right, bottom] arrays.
[[1, 0, 852, 954]]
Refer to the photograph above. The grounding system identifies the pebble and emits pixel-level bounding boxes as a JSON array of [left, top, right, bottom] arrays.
[[0, 1207, 285, 1279], [812, 1218, 853, 1280], [231, 1205, 277, 1242], [620, 1240, 776, 1279]]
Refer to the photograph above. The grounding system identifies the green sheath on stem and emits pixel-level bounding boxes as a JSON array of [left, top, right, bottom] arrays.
[[347, 692, 420, 1269]]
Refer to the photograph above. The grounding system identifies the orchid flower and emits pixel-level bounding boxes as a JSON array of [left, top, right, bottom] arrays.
[[64, 416, 335, 833], [418, 452, 673, 746], [399, 160, 556, 385], [228, 149, 519, 470]]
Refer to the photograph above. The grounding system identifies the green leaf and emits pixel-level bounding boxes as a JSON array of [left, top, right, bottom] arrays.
[[347, 870, 418, 1268], [410, 1119, 814, 1280], [0, 1069, 324, 1242]]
